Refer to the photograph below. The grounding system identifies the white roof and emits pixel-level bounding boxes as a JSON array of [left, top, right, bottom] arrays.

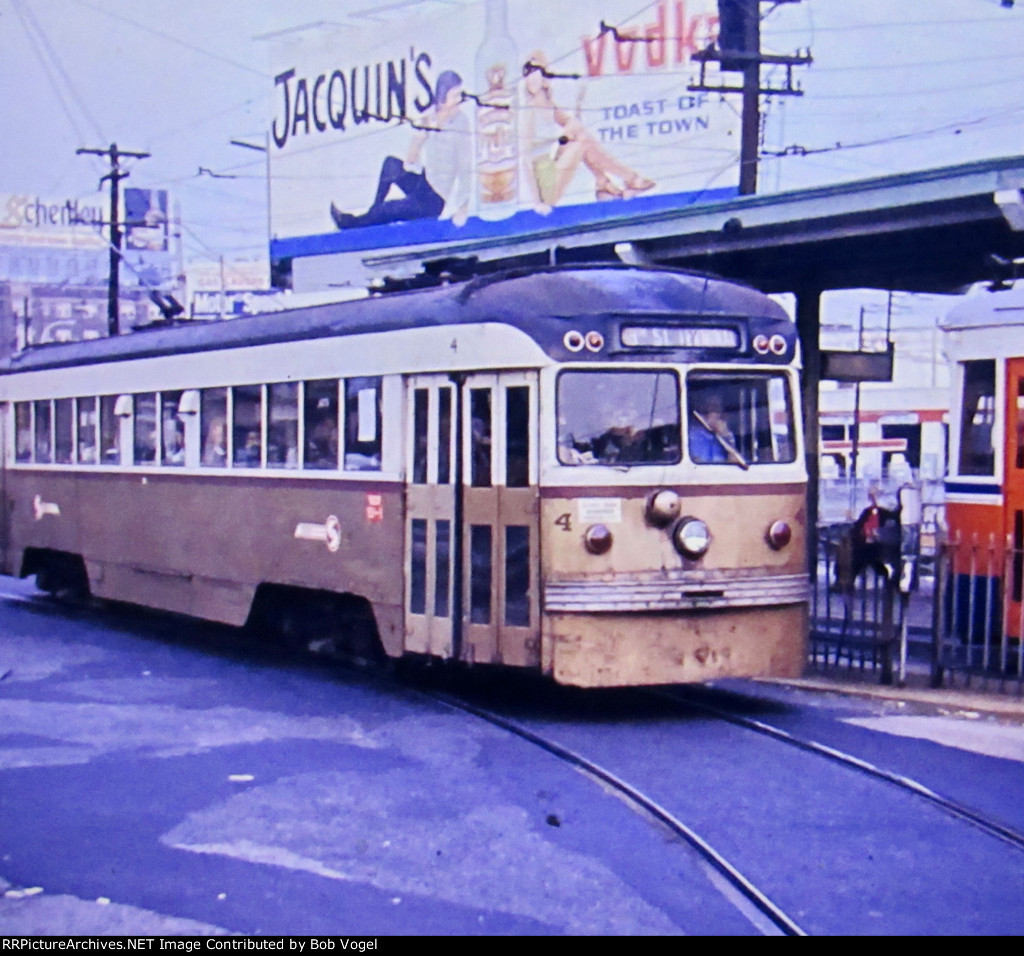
[[941, 283, 1024, 331]]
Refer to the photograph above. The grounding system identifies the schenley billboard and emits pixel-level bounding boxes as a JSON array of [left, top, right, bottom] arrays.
[[268, 0, 738, 261], [0, 188, 173, 289]]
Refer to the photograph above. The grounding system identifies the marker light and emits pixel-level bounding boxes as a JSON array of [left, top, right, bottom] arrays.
[[769, 334, 788, 355], [583, 524, 614, 555], [766, 520, 792, 550], [564, 330, 585, 352], [673, 517, 711, 559], [585, 330, 605, 352], [646, 489, 682, 527], [753, 334, 771, 355]]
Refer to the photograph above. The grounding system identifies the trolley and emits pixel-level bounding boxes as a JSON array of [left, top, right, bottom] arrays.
[[0, 265, 808, 686]]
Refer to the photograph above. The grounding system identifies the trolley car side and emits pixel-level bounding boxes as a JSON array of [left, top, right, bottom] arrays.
[[0, 266, 809, 686]]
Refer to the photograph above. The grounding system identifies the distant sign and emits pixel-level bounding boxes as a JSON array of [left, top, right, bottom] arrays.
[[821, 346, 895, 383], [0, 192, 106, 248], [125, 188, 169, 252], [268, 0, 739, 260], [122, 188, 174, 289]]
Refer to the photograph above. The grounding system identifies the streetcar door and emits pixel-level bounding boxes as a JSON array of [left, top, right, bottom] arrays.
[[1004, 358, 1024, 634], [404, 376, 458, 657], [462, 372, 540, 667]]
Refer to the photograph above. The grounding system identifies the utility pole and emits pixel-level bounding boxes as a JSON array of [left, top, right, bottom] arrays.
[[690, 0, 811, 195], [76, 143, 151, 336]]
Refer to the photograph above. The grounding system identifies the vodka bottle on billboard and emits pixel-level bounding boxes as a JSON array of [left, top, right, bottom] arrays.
[[475, 0, 518, 220]]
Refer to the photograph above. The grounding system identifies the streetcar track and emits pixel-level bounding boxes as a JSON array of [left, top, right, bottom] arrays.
[[11, 583, 1024, 929], [13, 582, 1024, 862], [419, 685, 807, 937], [657, 686, 1024, 855]]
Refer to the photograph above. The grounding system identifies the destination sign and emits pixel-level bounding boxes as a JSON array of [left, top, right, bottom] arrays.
[[620, 325, 740, 349]]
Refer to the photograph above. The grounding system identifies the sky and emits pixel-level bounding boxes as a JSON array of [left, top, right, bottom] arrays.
[[1, 0, 1022, 278]]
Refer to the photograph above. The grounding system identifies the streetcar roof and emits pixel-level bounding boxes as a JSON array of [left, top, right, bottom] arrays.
[[0, 265, 792, 375], [941, 282, 1024, 332]]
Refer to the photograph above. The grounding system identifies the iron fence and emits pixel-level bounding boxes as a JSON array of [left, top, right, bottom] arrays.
[[810, 524, 902, 684], [810, 524, 1024, 693], [932, 534, 1024, 692]]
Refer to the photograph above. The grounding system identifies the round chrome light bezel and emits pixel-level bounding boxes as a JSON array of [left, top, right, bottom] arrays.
[[766, 519, 792, 550], [769, 333, 788, 356], [753, 333, 770, 355], [646, 489, 682, 527], [673, 517, 711, 559], [583, 523, 614, 555], [585, 330, 605, 352], [563, 330, 585, 352]]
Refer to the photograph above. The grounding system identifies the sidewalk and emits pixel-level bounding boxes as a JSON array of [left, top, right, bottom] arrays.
[[779, 670, 1024, 721], [806, 573, 1024, 721]]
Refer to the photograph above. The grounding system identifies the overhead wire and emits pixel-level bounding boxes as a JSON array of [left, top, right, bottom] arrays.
[[10, 1, 1024, 263], [66, 0, 271, 79], [8, 0, 105, 147]]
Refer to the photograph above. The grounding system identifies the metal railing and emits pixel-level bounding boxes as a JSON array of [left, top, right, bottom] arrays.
[[810, 524, 901, 684], [932, 534, 1024, 692]]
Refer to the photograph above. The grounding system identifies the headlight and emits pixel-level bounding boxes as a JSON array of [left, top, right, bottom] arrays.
[[673, 517, 711, 559], [646, 489, 681, 527]]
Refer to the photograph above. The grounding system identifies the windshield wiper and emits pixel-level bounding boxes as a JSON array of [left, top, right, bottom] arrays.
[[691, 410, 749, 470]]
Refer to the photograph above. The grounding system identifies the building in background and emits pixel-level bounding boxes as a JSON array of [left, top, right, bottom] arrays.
[[0, 188, 183, 360], [816, 290, 952, 525]]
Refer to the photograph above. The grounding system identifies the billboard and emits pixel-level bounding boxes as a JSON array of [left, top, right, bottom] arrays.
[[0, 192, 107, 249], [122, 188, 174, 289], [0, 189, 174, 290], [268, 0, 738, 260]]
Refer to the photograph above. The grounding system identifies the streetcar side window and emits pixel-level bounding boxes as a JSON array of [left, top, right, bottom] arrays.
[[100, 395, 121, 465], [34, 400, 53, 464], [77, 397, 99, 465], [133, 393, 158, 464], [267, 383, 299, 469], [232, 385, 263, 468], [957, 360, 996, 477], [303, 379, 339, 470], [201, 388, 229, 467], [557, 370, 681, 466], [54, 398, 74, 464], [161, 392, 185, 466], [15, 402, 32, 463], [686, 372, 796, 466], [344, 377, 381, 471]]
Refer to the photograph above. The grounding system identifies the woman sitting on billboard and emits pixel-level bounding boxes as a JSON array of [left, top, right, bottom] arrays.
[[521, 51, 655, 214]]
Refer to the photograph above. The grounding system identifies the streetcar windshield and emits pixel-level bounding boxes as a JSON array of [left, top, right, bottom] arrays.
[[687, 372, 796, 466], [557, 370, 681, 466]]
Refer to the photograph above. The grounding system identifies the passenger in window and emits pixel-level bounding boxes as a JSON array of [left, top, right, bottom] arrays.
[[236, 430, 261, 467], [202, 419, 227, 467], [135, 430, 157, 464], [689, 393, 735, 464], [306, 415, 338, 469], [165, 423, 185, 465]]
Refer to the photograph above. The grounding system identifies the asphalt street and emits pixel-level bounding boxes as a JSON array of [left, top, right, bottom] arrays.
[[2, 576, 1024, 935]]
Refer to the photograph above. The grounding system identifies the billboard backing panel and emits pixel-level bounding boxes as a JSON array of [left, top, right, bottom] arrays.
[[269, 0, 738, 260]]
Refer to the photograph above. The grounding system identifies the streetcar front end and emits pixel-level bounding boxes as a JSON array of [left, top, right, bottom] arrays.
[[537, 307, 808, 687]]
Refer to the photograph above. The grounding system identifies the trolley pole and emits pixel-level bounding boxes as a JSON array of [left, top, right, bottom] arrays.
[[77, 143, 151, 336]]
